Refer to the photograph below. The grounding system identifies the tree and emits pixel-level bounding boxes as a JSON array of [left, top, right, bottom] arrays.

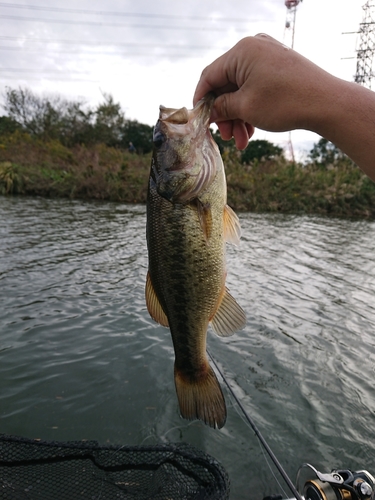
[[2, 87, 130, 148], [308, 138, 353, 167], [58, 101, 94, 146], [92, 93, 126, 147], [2, 86, 157, 153], [120, 120, 153, 154], [4, 87, 70, 139], [240, 139, 283, 164]]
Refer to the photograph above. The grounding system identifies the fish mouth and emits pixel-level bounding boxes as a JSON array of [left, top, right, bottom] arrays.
[[159, 93, 215, 128], [152, 94, 217, 204]]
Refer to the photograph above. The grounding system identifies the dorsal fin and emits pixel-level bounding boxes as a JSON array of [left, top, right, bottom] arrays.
[[223, 205, 241, 245], [211, 287, 246, 336], [145, 271, 169, 327]]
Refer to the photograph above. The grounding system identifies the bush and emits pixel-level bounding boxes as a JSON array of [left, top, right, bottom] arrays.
[[0, 161, 20, 194]]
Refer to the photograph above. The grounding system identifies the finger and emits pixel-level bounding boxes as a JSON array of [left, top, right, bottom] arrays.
[[233, 120, 250, 150], [217, 121, 234, 141], [193, 51, 236, 105], [193, 75, 216, 106], [211, 90, 244, 123], [217, 120, 253, 150], [246, 123, 255, 139]]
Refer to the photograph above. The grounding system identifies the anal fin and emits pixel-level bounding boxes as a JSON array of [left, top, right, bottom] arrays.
[[211, 287, 246, 337]]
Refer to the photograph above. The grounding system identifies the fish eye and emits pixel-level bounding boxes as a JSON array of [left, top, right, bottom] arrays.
[[153, 131, 165, 149]]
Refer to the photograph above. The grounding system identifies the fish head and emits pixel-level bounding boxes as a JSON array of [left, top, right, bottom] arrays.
[[151, 93, 219, 203]]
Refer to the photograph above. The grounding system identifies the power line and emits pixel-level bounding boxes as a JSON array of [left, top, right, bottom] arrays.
[[0, 14, 250, 32], [0, 2, 257, 24], [0, 36, 223, 51], [0, 47, 211, 58], [0, 67, 102, 82], [1, 68, 92, 74], [2, 75, 99, 82]]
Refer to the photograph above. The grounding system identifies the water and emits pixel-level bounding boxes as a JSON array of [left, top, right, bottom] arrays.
[[1, 196, 375, 499]]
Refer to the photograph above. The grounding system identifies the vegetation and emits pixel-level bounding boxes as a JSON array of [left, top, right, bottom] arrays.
[[2, 87, 153, 153], [1, 86, 375, 218], [0, 132, 149, 202]]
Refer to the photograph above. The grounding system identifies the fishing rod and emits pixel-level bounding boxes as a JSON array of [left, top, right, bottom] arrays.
[[208, 350, 375, 500], [207, 348, 303, 500]]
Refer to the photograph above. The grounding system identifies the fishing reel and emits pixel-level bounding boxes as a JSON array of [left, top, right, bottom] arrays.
[[264, 464, 375, 500], [297, 464, 375, 500]]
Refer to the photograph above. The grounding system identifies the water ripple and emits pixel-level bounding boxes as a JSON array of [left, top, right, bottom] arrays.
[[1, 198, 375, 499]]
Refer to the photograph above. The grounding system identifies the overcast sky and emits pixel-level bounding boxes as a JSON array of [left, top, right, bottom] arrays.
[[0, 0, 366, 158]]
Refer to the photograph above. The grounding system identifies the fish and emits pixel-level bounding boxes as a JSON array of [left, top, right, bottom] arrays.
[[145, 93, 246, 429]]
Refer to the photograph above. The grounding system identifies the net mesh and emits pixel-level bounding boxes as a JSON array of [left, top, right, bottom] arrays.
[[0, 433, 230, 499]]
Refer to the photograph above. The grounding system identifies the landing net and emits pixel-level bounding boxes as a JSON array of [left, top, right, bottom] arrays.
[[0, 434, 229, 499]]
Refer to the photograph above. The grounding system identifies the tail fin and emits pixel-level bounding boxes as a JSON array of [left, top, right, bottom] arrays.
[[174, 362, 227, 429]]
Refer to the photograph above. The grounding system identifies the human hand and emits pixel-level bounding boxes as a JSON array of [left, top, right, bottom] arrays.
[[193, 34, 333, 149]]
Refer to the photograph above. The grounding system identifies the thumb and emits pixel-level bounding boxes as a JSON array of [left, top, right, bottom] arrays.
[[211, 91, 243, 123]]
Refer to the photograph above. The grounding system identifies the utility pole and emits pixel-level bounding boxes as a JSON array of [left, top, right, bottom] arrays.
[[355, 1, 375, 89], [283, 0, 302, 162]]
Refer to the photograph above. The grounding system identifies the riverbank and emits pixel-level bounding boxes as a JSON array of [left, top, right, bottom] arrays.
[[1, 132, 375, 218]]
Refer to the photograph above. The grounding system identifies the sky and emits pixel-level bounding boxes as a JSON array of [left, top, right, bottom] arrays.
[[0, 0, 366, 159]]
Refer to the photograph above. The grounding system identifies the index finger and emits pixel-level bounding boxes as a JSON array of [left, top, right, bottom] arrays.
[[193, 51, 236, 106]]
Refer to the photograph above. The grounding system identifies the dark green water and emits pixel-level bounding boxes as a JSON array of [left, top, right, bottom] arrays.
[[1, 196, 375, 499]]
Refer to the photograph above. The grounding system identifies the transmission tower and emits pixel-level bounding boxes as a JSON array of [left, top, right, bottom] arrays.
[[283, 0, 302, 162], [284, 0, 302, 49], [355, 1, 375, 89]]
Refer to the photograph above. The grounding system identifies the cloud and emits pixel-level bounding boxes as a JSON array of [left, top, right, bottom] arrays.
[[0, 0, 366, 154]]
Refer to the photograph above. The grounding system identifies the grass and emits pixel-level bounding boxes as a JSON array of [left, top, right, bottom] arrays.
[[0, 132, 150, 202], [1, 131, 375, 218]]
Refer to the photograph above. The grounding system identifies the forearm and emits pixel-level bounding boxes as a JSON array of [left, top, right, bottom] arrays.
[[194, 35, 375, 181], [299, 75, 375, 181]]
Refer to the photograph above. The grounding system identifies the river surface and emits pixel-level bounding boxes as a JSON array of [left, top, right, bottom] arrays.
[[1, 196, 375, 499]]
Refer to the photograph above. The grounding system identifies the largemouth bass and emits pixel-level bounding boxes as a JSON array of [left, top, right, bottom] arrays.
[[145, 93, 246, 429]]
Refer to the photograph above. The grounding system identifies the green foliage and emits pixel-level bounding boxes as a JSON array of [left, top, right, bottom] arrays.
[[91, 93, 126, 147], [0, 116, 21, 135], [240, 139, 284, 164], [309, 138, 354, 167], [0, 161, 20, 194], [2, 87, 131, 149], [2, 87, 154, 153], [1, 95, 375, 219], [224, 158, 375, 216], [0, 132, 151, 201], [211, 131, 284, 164], [4, 87, 74, 140], [121, 120, 153, 154], [42, 140, 76, 164]]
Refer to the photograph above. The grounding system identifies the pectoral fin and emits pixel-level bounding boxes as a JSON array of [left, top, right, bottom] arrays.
[[211, 287, 246, 337], [145, 271, 169, 327], [193, 199, 212, 243], [223, 204, 241, 245]]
